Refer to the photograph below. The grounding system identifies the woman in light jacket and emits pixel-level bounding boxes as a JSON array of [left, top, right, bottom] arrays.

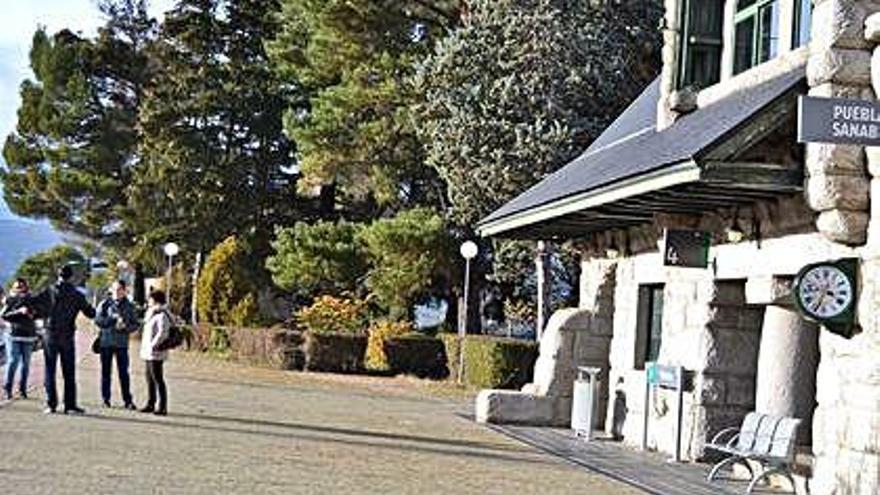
[[139, 289, 170, 415]]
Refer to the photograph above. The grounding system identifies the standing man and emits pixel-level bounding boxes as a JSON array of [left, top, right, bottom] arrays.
[[94, 280, 139, 409], [41, 265, 96, 414]]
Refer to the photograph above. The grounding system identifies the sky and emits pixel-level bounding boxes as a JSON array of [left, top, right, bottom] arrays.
[[0, 0, 175, 220]]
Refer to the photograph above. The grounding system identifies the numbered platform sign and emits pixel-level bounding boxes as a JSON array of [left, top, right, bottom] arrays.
[[663, 229, 710, 268]]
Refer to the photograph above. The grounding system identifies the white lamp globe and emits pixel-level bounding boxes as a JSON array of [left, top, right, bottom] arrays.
[[163, 242, 180, 257], [460, 241, 478, 260]]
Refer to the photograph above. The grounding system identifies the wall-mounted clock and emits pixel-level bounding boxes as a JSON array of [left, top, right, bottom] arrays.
[[793, 258, 858, 338]]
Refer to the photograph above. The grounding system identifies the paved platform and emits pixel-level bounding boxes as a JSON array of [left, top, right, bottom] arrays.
[[1, 349, 647, 494], [487, 425, 794, 495]]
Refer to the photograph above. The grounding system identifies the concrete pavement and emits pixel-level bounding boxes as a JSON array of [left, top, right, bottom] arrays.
[[1, 348, 646, 495]]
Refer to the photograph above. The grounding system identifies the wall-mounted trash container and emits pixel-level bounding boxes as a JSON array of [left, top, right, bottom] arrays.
[[571, 366, 602, 440]]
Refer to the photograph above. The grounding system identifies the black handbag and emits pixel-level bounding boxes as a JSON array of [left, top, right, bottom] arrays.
[[91, 335, 101, 354]]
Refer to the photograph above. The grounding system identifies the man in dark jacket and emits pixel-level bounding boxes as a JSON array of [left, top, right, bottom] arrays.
[[39, 265, 96, 414], [2, 278, 38, 400], [94, 280, 139, 409]]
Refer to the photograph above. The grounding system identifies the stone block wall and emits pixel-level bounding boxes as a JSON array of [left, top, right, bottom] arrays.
[[811, 254, 880, 494], [475, 260, 617, 426], [605, 255, 762, 460], [805, 0, 880, 245]]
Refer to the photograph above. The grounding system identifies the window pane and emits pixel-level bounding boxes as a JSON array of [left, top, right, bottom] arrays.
[[691, 1, 724, 37], [686, 45, 722, 89], [734, 18, 754, 74], [647, 287, 664, 363], [679, 0, 724, 89], [737, 0, 757, 10], [794, 0, 812, 47], [759, 2, 780, 63]]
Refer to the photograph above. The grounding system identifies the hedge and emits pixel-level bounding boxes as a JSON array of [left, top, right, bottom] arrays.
[[384, 334, 448, 379], [440, 334, 539, 389], [304, 332, 368, 373], [189, 324, 305, 370]]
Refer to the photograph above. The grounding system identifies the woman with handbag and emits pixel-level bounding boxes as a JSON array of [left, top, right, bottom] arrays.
[[94, 280, 139, 409], [139, 289, 171, 416], [2, 278, 38, 400]]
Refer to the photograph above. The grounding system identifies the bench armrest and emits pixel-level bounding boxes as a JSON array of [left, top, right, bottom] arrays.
[[709, 427, 740, 447]]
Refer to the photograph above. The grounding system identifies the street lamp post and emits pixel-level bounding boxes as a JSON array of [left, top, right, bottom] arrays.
[[163, 242, 180, 306], [458, 241, 478, 384]]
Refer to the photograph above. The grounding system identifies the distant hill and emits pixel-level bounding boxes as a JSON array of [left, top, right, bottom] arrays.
[[0, 218, 64, 284]]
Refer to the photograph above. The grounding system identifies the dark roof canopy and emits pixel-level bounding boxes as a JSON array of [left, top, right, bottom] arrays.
[[478, 64, 807, 239]]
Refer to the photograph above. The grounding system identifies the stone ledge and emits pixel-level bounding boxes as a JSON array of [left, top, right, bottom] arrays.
[[475, 390, 571, 426], [745, 275, 794, 305]]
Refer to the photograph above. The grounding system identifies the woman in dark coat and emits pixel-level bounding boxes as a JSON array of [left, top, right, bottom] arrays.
[[2, 278, 38, 400]]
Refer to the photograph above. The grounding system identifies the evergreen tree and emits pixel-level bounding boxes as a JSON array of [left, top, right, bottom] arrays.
[[414, 0, 662, 226], [128, 0, 300, 267], [2, 1, 156, 249], [267, 0, 462, 216], [413, 0, 662, 316]]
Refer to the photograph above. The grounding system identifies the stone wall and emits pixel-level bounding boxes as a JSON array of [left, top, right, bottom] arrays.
[[812, 258, 880, 494], [475, 260, 617, 426], [595, 193, 859, 461], [604, 253, 762, 460], [805, 0, 879, 245], [804, 13, 880, 495]]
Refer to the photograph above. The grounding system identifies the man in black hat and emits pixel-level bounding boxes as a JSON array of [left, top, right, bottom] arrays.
[[40, 265, 96, 414]]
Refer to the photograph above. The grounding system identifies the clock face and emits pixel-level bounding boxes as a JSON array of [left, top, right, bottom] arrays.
[[797, 265, 854, 320]]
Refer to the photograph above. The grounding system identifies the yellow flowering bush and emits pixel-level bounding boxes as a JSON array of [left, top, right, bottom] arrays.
[[295, 296, 368, 335], [365, 320, 414, 371]]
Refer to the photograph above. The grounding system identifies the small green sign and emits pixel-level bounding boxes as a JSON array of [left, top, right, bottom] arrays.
[[663, 229, 710, 268]]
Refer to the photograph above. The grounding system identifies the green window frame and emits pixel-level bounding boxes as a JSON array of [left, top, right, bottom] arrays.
[[733, 0, 781, 75], [792, 0, 812, 48], [678, 0, 725, 90]]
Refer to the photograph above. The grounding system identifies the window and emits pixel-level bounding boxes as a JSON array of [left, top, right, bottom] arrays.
[[792, 0, 812, 48], [733, 0, 781, 74], [634, 285, 664, 370], [678, 0, 725, 89]]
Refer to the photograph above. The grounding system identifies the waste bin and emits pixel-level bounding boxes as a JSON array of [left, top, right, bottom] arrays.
[[571, 366, 602, 440]]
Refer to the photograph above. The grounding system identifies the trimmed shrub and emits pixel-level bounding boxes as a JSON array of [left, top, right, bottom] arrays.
[[365, 320, 414, 371], [295, 295, 367, 334], [197, 236, 260, 326], [304, 332, 368, 373], [440, 334, 538, 389], [439, 333, 461, 381], [384, 335, 448, 379], [226, 327, 306, 370]]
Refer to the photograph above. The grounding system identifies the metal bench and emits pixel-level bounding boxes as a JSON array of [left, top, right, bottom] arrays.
[[706, 412, 801, 494]]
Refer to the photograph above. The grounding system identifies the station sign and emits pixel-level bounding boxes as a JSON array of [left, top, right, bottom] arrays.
[[798, 96, 880, 146]]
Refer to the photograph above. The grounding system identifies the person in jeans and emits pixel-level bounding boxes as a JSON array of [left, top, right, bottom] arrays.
[[140, 289, 171, 416], [39, 265, 96, 414], [94, 280, 139, 409], [2, 278, 38, 400]]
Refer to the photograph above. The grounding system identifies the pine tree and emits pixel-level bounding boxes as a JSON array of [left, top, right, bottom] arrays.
[[2, 0, 156, 249], [128, 0, 300, 267], [267, 0, 462, 216]]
